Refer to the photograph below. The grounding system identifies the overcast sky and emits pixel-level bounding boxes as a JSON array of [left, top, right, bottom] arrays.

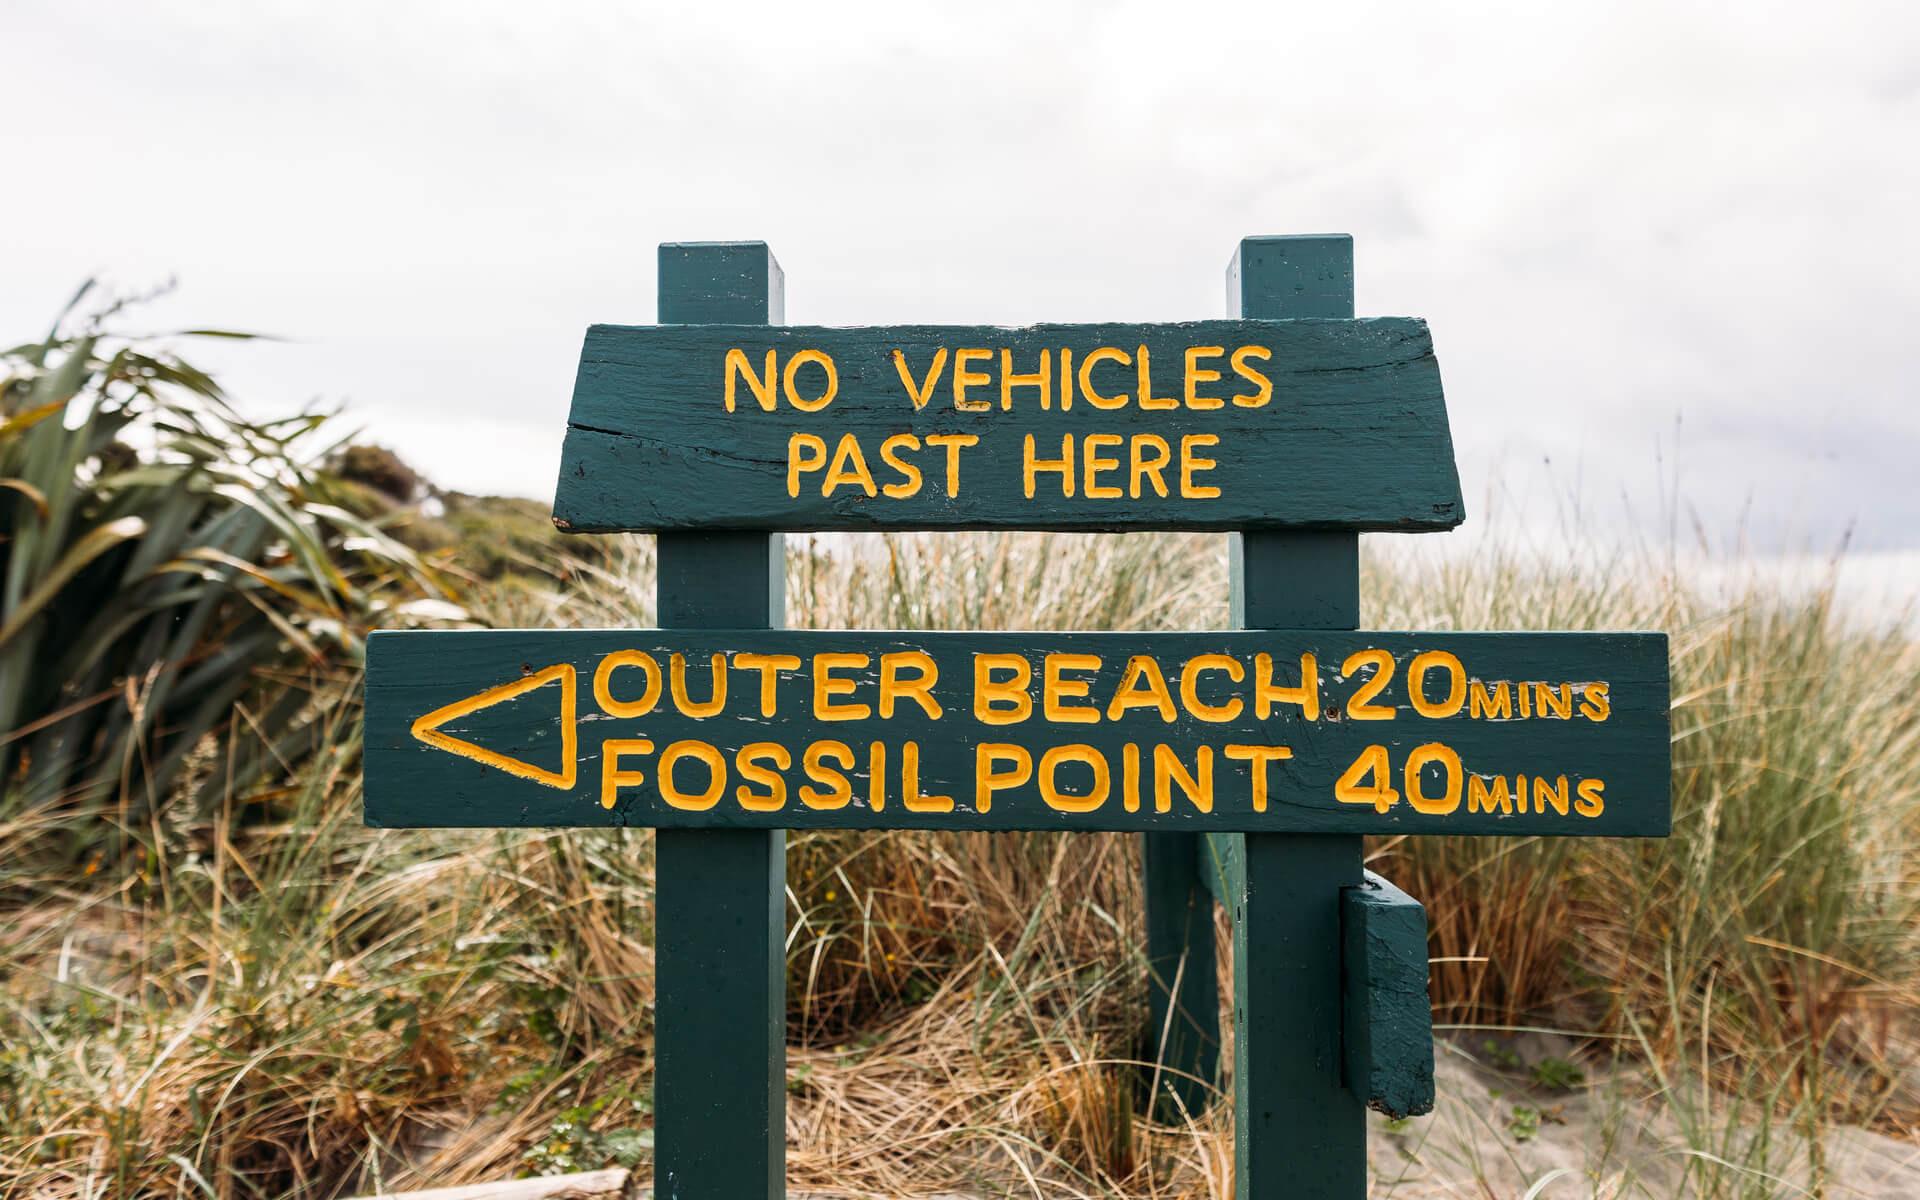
[[8, 1, 1917, 552]]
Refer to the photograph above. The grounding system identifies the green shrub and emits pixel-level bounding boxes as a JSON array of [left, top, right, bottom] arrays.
[[0, 288, 457, 846], [330, 443, 421, 502]]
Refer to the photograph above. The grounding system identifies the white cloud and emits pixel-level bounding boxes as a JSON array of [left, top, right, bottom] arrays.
[[6, 0, 1916, 545]]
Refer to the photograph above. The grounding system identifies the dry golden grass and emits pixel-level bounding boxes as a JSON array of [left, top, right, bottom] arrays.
[[2, 529, 1915, 1198]]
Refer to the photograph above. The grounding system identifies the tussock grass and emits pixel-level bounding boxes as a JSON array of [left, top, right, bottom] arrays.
[[3, 530, 1916, 1197]]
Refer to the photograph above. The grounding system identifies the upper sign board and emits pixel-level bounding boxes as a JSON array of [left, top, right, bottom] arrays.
[[553, 320, 1463, 533]]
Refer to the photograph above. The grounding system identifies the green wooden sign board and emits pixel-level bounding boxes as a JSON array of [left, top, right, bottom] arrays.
[[366, 630, 1667, 836], [361, 235, 1673, 1200], [555, 319, 1462, 533]]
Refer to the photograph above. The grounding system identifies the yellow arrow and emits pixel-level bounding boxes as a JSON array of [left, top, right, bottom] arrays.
[[409, 663, 577, 789]]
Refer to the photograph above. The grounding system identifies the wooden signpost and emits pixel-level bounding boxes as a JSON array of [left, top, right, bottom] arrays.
[[364, 236, 1671, 1199]]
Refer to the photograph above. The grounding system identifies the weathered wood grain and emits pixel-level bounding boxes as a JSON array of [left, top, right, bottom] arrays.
[[363, 629, 1670, 836], [552, 318, 1463, 533]]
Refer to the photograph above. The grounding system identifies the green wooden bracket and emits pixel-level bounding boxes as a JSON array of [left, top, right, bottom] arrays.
[[1141, 831, 1219, 1122], [1342, 870, 1436, 1119], [1199, 831, 1243, 905]]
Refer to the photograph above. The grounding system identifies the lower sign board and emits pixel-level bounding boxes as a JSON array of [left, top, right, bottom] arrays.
[[365, 630, 1669, 835]]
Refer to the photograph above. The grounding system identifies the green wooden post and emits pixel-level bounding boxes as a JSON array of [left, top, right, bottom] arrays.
[[1228, 234, 1367, 1198], [652, 241, 786, 1200]]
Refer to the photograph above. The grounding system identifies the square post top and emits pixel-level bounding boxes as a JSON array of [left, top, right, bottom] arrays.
[[659, 241, 785, 325], [1228, 234, 1355, 321]]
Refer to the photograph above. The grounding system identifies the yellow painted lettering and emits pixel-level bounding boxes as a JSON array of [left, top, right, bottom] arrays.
[[669, 652, 727, 718], [976, 743, 1032, 812], [1469, 681, 1511, 720], [1403, 742, 1462, 815], [1040, 744, 1110, 813], [787, 432, 828, 497], [868, 741, 886, 811], [1078, 347, 1131, 409], [1225, 743, 1293, 813], [1136, 345, 1178, 410], [781, 348, 837, 412], [1575, 777, 1605, 818], [924, 433, 978, 497], [1184, 345, 1225, 409], [799, 740, 854, 810], [594, 650, 662, 718], [1153, 744, 1213, 813], [659, 740, 725, 811], [1534, 774, 1570, 816], [1335, 744, 1398, 813], [734, 741, 790, 812], [891, 347, 948, 410], [1341, 649, 1396, 720], [813, 652, 871, 721], [1408, 650, 1466, 719], [822, 432, 878, 498], [733, 652, 800, 717], [879, 650, 942, 719], [1000, 348, 1050, 410], [598, 737, 655, 810], [1023, 434, 1074, 498], [1106, 655, 1177, 722], [1082, 433, 1123, 499], [1230, 345, 1272, 407], [1042, 652, 1102, 724], [1578, 682, 1611, 722], [902, 740, 952, 812], [1179, 653, 1245, 722], [1179, 434, 1221, 498], [879, 433, 923, 499], [973, 653, 1032, 725], [1467, 774, 1513, 815], [952, 348, 992, 411], [724, 347, 778, 413], [1129, 434, 1172, 499], [1254, 652, 1319, 721], [1536, 682, 1572, 720]]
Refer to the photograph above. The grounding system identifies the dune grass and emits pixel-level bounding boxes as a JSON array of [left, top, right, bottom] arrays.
[[2, 529, 1916, 1198]]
